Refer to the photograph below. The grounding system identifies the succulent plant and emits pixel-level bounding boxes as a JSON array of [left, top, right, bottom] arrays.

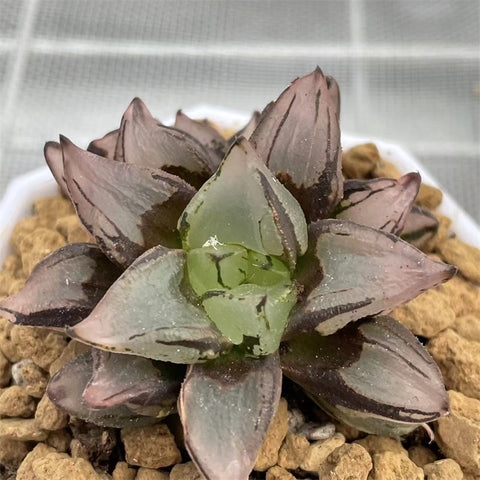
[[0, 68, 456, 479]]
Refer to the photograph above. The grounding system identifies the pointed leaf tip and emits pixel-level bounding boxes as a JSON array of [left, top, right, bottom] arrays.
[[44, 141, 68, 195], [87, 128, 119, 160]]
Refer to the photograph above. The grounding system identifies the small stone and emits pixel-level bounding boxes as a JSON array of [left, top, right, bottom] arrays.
[[354, 434, 407, 457], [32, 451, 102, 480], [2, 253, 23, 278], [16, 443, 57, 480], [34, 196, 75, 220], [0, 317, 22, 362], [121, 423, 181, 469], [453, 314, 480, 342], [300, 432, 345, 472], [46, 429, 72, 452], [0, 271, 15, 297], [55, 214, 94, 243], [112, 461, 137, 480], [0, 418, 47, 441], [170, 461, 205, 480], [435, 390, 480, 474], [436, 275, 480, 317], [408, 445, 437, 468], [296, 421, 336, 441], [135, 468, 170, 480], [423, 458, 463, 480], [372, 158, 401, 179], [428, 329, 480, 400], [287, 408, 305, 433], [0, 348, 11, 386], [0, 386, 36, 417], [393, 288, 455, 338], [437, 238, 480, 284], [10, 216, 52, 253], [18, 228, 67, 276], [369, 451, 423, 480], [10, 325, 67, 370], [266, 465, 297, 480], [35, 393, 69, 430], [342, 143, 381, 179], [332, 420, 361, 441], [416, 183, 443, 210], [318, 443, 372, 480], [0, 437, 30, 467], [254, 398, 289, 471], [12, 358, 49, 398], [278, 432, 310, 470], [49, 339, 91, 376], [70, 439, 90, 460]]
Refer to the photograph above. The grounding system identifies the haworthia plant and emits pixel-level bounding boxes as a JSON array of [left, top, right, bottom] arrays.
[[0, 68, 456, 480]]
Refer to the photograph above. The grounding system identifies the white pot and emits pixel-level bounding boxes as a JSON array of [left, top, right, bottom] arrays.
[[0, 105, 479, 264]]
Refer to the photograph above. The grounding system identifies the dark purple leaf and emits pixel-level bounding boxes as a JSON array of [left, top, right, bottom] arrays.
[[402, 205, 439, 249], [115, 98, 214, 186], [174, 110, 227, 170], [335, 173, 421, 235], [250, 67, 343, 222], [44, 141, 68, 195], [47, 352, 161, 428], [228, 110, 261, 143], [281, 316, 448, 436], [289, 219, 456, 336], [87, 129, 119, 160], [0, 243, 121, 328], [61, 136, 196, 268], [70, 245, 231, 363], [179, 352, 282, 480]]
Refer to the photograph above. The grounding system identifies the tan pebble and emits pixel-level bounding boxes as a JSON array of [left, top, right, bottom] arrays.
[[97, 470, 113, 480], [300, 432, 345, 472], [18, 227, 67, 277], [49, 339, 91, 376], [463, 474, 480, 480], [393, 288, 455, 338], [342, 143, 381, 179], [372, 158, 401, 179], [0, 385, 36, 417], [2, 253, 23, 278], [368, 451, 423, 480], [135, 467, 170, 480], [55, 214, 94, 243], [0, 271, 15, 297], [113, 461, 137, 480], [318, 442, 372, 480], [10, 216, 52, 253], [278, 431, 310, 470], [121, 423, 181, 469], [34, 196, 75, 220], [0, 418, 48, 441], [428, 329, 480, 400], [437, 238, 480, 284], [46, 428, 72, 452], [354, 434, 407, 456], [12, 358, 49, 398], [0, 317, 22, 362], [35, 394, 68, 430], [7, 277, 25, 295], [0, 348, 11, 387], [70, 438, 90, 459], [424, 213, 452, 252], [170, 461, 205, 480], [437, 275, 480, 317], [435, 390, 480, 474], [254, 398, 289, 471], [32, 451, 102, 480], [16, 443, 57, 480], [408, 445, 437, 468], [423, 458, 463, 480], [332, 420, 361, 441], [265, 465, 296, 480], [452, 314, 480, 342], [0, 437, 30, 467], [416, 183, 443, 210], [10, 325, 67, 369]]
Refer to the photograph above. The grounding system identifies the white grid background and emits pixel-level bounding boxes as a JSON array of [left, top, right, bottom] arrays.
[[0, 0, 479, 221]]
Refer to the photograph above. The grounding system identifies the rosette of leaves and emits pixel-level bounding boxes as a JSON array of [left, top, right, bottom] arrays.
[[0, 68, 456, 480]]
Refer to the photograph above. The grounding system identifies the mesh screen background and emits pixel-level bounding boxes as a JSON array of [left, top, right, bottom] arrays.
[[0, 0, 479, 221]]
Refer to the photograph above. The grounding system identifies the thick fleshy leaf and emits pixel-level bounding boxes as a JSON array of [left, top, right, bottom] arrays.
[[0, 243, 121, 327], [82, 350, 184, 416], [402, 205, 439, 249], [87, 129, 119, 160], [174, 110, 227, 169], [228, 111, 261, 143], [48, 352, 161, 428], [179, 352, 282, 480], [71, 246, 230, 363], [281, 316, 448, 436], [62, 136, 196, 268], [289, 219, 456, 336], [335, 173, 421, 235], [179, 137, 308, 269], [250, 67, 343, 222], [115, 98, 214, 185], [44, 141, 68, 195]]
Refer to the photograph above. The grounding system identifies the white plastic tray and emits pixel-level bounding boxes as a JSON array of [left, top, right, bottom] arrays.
[[1, 105, 479, 265]]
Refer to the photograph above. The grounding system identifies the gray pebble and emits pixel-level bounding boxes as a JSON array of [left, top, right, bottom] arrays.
[[297, 421, 336, 441]]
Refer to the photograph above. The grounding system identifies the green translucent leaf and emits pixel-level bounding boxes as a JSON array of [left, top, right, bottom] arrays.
[[202, 282, 297, 355], [246, 251, 291, 286], [179, 138, 308, 269]]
